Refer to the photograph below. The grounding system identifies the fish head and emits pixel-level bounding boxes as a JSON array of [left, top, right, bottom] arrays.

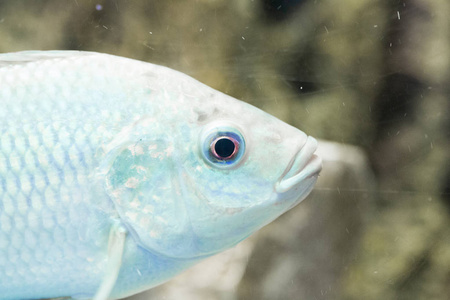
[[176, 91, 322, 257], [103, 72, 321, 260]]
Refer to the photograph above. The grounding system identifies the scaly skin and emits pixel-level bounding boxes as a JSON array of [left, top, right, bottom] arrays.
[[0, 51, 321, 299], [0, 52, 195, 298]]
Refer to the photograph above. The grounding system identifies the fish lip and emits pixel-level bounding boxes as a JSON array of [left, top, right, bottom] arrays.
[[276, 136, 322, 193]]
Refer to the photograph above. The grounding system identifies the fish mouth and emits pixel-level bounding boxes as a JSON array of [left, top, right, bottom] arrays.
[[276, 136, 322, 193]]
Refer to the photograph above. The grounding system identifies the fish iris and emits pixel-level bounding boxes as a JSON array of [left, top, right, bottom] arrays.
[[201, 124, 245, 168]]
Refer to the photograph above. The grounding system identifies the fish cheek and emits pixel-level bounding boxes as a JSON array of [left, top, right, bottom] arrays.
[[179, 167, 276, 255], [188, 160, 273, 208]]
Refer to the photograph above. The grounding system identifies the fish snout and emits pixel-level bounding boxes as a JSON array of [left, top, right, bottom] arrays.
[[276, 136, 322, 194]]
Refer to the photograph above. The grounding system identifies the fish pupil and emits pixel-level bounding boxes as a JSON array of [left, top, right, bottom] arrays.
[[213, 137, 236, 159]]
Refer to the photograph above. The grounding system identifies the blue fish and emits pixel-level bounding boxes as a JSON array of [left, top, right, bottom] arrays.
[[0, 51, 322, 299]]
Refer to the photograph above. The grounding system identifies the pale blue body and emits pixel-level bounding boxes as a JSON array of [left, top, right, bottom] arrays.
[[0, 52, 321, 299], [0, 52, 198, 298]]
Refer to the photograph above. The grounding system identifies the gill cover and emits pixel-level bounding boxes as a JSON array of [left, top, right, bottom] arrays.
[[100, 117, 195, 258]]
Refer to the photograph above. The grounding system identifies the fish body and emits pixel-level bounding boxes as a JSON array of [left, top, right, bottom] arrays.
[[0, 51, 321, 299]]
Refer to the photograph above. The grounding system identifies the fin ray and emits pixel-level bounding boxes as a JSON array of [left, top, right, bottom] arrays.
[[93, 222, 127, 300]]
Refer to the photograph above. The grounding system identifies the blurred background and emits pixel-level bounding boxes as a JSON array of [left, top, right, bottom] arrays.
[[0, 0, 449, 299]]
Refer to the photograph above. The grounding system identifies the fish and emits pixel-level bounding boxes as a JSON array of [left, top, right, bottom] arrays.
[[0, 51, 322, 300]]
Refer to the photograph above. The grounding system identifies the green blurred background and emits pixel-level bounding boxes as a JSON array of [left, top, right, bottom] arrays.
[[0, 1, 448, 299]]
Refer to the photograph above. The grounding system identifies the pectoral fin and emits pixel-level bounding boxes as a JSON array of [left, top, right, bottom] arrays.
[[93, 222, 128, 300]]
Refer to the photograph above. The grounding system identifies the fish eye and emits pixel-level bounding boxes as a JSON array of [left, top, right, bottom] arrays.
[[200, 124, 246, 168]]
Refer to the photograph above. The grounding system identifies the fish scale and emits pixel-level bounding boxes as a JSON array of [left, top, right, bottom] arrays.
[[0, 53, 146, 298], [0, 51, 321, 299]]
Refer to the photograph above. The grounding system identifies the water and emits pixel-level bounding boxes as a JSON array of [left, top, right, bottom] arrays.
[[0, 1, 448, 299]]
